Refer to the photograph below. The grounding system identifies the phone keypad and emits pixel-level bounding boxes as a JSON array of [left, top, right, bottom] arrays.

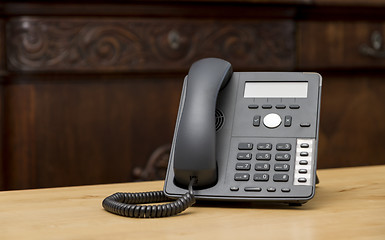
[[232, 138, 315, 194], [235, 142, 291, 183]]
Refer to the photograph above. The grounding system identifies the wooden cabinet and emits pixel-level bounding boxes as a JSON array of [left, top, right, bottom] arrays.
[[298, 21, 385, 69], [1, 1, 385, 190]]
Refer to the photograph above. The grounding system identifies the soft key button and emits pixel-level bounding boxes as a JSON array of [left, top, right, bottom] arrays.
[[263, 113, 282, 129]]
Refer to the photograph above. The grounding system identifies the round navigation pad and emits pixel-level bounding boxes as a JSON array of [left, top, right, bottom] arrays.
[[263, 113, 282, 129]]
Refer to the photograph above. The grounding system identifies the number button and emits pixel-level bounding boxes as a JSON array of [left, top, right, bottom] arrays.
[[275, 153, 291, 161], [255, 163, 270, 171], [276, 143, 291, 151], [273, 174, 289, 182], [237, 152, 252, 160], [238, 143, 253, 150], [257, 143, 272, 150], [274, 163, 290, 171], [236, 163, 251, 170], [234, 173, 250, 181], [256, 153, 271, 160], [253, 173, 269, 181]]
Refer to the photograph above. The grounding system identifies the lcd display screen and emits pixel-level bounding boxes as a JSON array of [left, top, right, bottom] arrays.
[[244, 82, 308, 98]]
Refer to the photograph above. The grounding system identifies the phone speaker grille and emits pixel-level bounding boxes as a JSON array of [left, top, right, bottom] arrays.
[[215, 109, 225, 131]]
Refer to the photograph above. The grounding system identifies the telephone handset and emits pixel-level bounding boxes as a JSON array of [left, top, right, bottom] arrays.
[[103, 58, 322, 218]]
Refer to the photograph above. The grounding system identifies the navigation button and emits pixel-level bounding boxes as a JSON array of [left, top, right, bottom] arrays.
[[263, 113, 282, 129], [284, 116, 292, 127], [253, 115, 261, 127]]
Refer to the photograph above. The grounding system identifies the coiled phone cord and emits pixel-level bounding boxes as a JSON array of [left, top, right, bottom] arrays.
[[102, 178, 196, 218]]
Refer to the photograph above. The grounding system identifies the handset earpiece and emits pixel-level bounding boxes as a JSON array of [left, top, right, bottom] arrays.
[[173, 58, 233, 188]]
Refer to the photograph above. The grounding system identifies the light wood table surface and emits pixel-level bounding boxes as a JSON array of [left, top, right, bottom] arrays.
[[1, 165, 385, 240]]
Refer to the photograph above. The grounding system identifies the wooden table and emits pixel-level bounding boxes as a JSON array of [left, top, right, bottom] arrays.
[[1, 165, 384, 240]]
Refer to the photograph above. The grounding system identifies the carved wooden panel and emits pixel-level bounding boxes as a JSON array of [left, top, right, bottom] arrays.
[[6, 17, 295, 72], [298, 21, 385, 69]]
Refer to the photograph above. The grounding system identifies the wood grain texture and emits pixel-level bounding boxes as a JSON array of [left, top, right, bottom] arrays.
[[0, 20, 4, 189], [3, 77, 183, 190], [0, 165, 384, 240], [317, 73, 385, 168], [0, 19, 4, 73], [6, 17, 295, 72], [298, 21, 385, 69], [314, 0, 385, 6]]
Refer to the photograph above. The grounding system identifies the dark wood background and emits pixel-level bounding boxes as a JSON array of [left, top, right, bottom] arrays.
[[1, 0, 385, 190]]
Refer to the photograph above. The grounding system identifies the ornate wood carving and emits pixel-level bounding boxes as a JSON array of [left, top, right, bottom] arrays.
[[7, 18, 295, 72]]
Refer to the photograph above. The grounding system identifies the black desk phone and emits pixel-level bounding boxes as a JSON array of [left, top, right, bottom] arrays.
[[103, 58, 322, 218]]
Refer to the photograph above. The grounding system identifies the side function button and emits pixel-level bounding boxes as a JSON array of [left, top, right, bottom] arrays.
[[244, 187, 262, 192], [257, 143, 272, 150], [236, 163, 251, 170], [276, 143, 291, 151], [300, 143, 309, 148], [275, 153, 291, 161], [253, 115, 261, 127], [262, 104, 272, 109], [234, 173, 250, 181], [300, 152, 309, 156], [237, 152, 252, 160], [267, 187, 276, 192], [275, 104, 286, 109], [300, 123, 311, 127], [255, 163, 270, 171], [274, 163, 290, 171], [299, 160, 308, 165], [294, 139, 314, 186], [230, 186, 239, 191], [248, 104, 259, 109], [299, 169, 308, 174], [238, 143, 253, 150], [284, 116, 292, 127], [289, 104, 300, 109], [273, 174, 289, 182], [253, 173, 269, 181], [298, 178, 307, 183], [256, 153, 271, 160]]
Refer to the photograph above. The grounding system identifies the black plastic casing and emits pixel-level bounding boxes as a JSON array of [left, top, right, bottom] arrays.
[[165, 72, 322, 204]]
